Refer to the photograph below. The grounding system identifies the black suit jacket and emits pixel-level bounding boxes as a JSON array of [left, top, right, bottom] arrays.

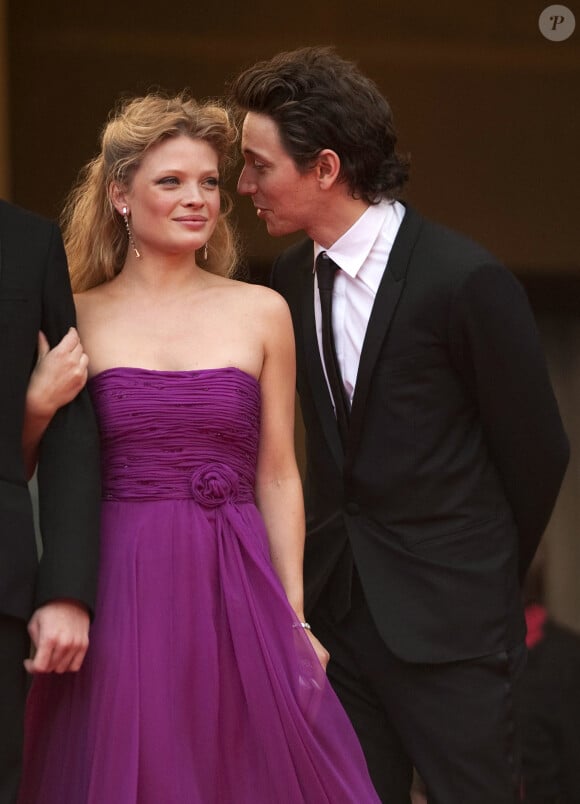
[[0, 199, 100, 621], [272, 205, 569, 663]]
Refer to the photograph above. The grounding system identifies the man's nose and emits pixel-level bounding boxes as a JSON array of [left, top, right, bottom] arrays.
[[237, 167, 255, 195]]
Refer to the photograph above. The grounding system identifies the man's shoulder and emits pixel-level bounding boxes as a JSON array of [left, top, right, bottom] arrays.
[[275, 237, 313, 269], [396, 206, 509, 299], [0, 199, 55, 236], [410, 207, 499, 270], [271, 237, 313, 296]]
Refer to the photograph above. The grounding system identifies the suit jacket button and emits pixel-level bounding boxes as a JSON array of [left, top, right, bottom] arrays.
[[346, 502, 360, 515]]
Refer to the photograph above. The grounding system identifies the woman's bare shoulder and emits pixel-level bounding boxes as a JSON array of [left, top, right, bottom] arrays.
[[73, 282, 116, 318], [223, 278, 290, 316]]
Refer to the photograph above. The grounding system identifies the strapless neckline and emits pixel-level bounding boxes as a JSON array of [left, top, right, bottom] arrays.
[[89, 365, 259, 386]]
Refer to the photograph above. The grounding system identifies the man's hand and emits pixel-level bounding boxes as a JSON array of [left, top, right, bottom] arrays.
[[25, 599, 90, 674]]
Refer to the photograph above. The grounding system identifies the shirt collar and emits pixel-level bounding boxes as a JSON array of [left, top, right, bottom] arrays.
[[313, 200, 394, 278]]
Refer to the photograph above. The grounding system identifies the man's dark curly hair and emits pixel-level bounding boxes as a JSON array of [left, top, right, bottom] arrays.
[[229, 46, 410, 204]]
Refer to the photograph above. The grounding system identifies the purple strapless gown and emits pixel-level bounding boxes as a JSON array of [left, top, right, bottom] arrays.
[[20, 367, 379, 804]]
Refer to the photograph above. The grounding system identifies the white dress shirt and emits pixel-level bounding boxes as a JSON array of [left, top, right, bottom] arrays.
[[313, 199, 405, 406]]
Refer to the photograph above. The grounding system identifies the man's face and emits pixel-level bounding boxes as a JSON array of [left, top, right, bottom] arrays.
[[238, 112, 319, 238]]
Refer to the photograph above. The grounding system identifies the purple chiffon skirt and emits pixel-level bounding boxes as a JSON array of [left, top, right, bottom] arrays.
[[19, 367, 379, 804]]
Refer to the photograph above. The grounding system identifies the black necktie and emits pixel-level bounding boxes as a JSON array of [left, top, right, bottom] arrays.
[[316, 252, 350, 446]]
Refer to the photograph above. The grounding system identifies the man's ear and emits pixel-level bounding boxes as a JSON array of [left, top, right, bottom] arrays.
[[315, 149, 341, 189]]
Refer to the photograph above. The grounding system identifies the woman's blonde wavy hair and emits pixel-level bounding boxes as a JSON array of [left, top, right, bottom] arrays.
[[62, 92, 239, 292]]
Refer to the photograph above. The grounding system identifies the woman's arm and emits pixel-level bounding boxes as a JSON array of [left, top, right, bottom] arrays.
[[23, 327, 89, 478], [254, 290, 329, 669]]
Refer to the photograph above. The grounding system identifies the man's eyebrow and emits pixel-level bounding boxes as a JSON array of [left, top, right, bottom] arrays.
[[242, 146, 267, 159]]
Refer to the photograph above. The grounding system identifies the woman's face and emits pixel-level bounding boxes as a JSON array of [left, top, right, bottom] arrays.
[[119, 135, 221, 259]]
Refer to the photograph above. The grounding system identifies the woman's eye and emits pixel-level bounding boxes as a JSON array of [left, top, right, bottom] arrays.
[[203, 177, 219, 188], [158, 176, 179, 185]]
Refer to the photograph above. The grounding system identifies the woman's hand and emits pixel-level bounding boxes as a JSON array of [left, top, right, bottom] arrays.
[[306, 629, 330, 671], [23, 328, 90, 478], [26, 328, 89, 419]]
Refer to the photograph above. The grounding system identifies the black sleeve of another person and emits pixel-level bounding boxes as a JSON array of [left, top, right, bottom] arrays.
[[34, 221, 101, 615], [521, 621, 580, 803]]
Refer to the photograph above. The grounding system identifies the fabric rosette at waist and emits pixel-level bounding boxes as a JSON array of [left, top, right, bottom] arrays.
[[101, 460, 254, 505]]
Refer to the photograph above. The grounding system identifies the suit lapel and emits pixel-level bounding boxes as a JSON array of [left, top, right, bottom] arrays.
[[299, 256, 344, 470], [347, 206, 424, 458]]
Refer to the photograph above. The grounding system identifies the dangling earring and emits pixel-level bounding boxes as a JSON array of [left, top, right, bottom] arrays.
[[122, 206, 141, 258], [204, 242, 208, 261]]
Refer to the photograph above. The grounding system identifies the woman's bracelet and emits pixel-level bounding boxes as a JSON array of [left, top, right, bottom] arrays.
[[293, 620, 312, 631]]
